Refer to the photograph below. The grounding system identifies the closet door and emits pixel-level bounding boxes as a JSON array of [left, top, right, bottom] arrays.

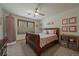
[[6, 15, 16, 43]]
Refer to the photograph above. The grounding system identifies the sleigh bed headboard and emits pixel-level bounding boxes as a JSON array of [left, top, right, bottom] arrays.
[[43, 28, 60, 38]]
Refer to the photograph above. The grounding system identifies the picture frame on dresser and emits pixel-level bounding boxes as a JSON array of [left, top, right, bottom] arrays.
[[62, 26, 68, 32], [62, 18, 68, 25], [69, 26, 77, 32], [69, 17, 77, 24]]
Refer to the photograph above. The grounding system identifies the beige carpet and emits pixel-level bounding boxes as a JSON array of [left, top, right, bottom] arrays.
[[7, 39, 79, 56]]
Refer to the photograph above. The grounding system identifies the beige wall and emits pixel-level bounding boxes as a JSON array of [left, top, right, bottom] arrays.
[[41, 7, 79, 36], [0, 8, 3, 40]]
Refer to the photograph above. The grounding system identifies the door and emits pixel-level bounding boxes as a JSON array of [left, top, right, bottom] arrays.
[[6, 15, 16, 43]]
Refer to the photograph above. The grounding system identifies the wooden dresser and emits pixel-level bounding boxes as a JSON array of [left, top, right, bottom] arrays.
[[60, 34, 79, 51], [0, 37, 7, 56]]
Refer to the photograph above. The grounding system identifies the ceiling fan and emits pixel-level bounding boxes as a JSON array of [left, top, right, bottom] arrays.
[[33, 7, 45, 17], [26, 4, 45, 17]]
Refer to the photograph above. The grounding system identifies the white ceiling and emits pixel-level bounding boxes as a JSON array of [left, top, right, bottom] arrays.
[[0, 3, 79, 20]]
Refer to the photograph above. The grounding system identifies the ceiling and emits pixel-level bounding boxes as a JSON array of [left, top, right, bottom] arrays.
[[0, 3, 79, 20]]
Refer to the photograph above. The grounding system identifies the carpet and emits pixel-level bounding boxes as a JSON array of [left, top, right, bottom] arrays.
[[7, 39, 79, 56]]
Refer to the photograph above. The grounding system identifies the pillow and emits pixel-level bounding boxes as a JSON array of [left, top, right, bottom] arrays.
[[42, 30, 47, 34], [48, 30, 56, 34]]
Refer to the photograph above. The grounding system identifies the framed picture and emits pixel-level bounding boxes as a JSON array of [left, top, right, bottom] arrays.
[[47, 21, 54, 25], [62, 26, 68, 32], [69, 26, 77, 32], [62, 19, 68, 25], [69, 17, 77, 24]]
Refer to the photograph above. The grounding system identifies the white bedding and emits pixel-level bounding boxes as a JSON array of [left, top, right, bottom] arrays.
[[39, 33, 56, 39], [39, 33, 58, 48]]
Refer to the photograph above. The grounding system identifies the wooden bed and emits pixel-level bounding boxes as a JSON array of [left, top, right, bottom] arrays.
[[25, 28, 60, 55]]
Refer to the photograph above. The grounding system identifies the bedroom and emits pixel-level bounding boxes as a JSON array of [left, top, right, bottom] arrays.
[[0, 3, 79, 56]]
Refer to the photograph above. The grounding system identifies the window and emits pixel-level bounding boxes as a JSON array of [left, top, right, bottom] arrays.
[[17, 19, 35, 34]]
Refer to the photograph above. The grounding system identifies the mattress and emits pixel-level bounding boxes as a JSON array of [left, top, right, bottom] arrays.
[[39, 33, 58, 48]]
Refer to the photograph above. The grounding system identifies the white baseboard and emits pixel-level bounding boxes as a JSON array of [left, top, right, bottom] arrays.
[[7, 41, 16, 46]]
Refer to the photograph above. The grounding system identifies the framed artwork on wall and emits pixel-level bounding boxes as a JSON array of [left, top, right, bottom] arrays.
[[62, 19, 68, 25], [47, 21, 54, 25], [69, 26, 77, 32], [62, 26, 68, 32], [69, 17, 77, 24]]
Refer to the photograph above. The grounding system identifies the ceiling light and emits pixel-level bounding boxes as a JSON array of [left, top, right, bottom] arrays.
[[35, 12, 39, 15]]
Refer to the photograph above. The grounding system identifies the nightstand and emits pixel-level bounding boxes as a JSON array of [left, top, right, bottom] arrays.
[[60, 34, 79, 51]]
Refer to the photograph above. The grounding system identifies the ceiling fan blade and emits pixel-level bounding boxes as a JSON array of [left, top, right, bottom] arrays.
[[26, 12, 31, 15], [39, 12, 45, 16]]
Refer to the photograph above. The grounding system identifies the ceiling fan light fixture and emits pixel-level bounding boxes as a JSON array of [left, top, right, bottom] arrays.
[[35, 12, 39, 15]]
